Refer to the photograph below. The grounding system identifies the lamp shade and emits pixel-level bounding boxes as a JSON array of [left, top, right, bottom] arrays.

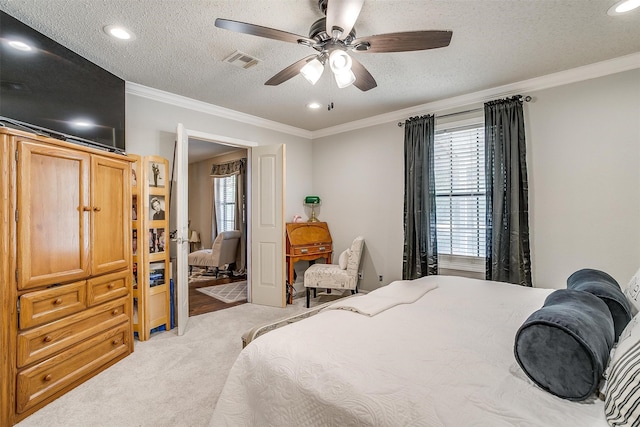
[[329, 50, 352, 74], [189, 231, 200, 243], [304, 195, 321, 205], [300, 58, 324, 85], [334, 69, 356, 89]]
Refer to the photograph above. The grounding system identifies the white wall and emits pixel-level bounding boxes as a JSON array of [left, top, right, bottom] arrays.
[[526, 69, 640, 288], [312, 69, 640, 291], [124, 69, 640, 292], [312, 123, 405, 291], [125, 94, 314, 229]]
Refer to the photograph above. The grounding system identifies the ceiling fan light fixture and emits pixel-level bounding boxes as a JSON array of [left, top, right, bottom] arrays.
[[608, 0, 640, 15], [331, 26, 344, 40], [334, 69, 356, 89], [300, 58, 325, 85], [329, 50, 352, 74]]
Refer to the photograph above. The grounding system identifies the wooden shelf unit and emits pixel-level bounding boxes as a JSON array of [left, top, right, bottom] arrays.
[[130, 155, 171, 341]]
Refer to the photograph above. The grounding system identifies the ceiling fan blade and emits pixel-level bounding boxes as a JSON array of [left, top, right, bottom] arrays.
[[350, 57, 377, 91], [265, 55, 317, 86], [215, 18, 316, 45], [326, 0, 364, 40], [352, 30, 453, 53]]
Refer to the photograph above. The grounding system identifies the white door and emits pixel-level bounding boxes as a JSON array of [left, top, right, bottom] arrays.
[[250, 144, 285, 307], [176, 123, 190, 335]]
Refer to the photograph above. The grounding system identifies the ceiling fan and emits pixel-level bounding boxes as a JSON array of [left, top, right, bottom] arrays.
[[215, 0, 453, 91]]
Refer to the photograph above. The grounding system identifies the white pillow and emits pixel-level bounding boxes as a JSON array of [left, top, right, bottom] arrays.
[[622, 267, 640, 316], [604, 314, 640, 426], [338, 249, 350, 270]]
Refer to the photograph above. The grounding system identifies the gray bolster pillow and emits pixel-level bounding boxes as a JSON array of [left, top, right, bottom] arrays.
[[567, 268, 632, 341], [567, 268, 619, 289], [514, 289, 614, 401]]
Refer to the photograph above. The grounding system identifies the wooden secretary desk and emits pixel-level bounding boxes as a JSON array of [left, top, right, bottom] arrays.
[[285, 222, 333, 304]]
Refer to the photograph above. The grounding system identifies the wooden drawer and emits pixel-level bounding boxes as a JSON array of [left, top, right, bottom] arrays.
[[17, 297, 130, 368], [19, 281, 86, 330], [87, 270, 129, 307], [16, 322, 130, 414], [292, 245, 331, 256]]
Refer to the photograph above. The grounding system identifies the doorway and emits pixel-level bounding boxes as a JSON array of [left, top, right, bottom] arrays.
[[174, 124, 285, 336], [187, 138, 247, 316]]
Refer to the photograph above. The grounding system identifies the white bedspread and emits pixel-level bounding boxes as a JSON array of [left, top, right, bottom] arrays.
[[211, 275, 609, 427]]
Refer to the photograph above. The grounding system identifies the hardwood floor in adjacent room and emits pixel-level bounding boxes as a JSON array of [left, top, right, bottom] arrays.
[[189, 275, 247, 316]]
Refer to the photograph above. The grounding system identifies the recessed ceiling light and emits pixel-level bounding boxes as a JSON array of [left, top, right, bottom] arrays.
[[104, 25, 135, 40], [608, 0, 640, 15], [307, 102, 322, 109], [8, 40, 32, 51]]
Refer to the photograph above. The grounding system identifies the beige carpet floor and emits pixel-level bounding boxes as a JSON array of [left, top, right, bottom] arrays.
[[14, 294, 339, 427]]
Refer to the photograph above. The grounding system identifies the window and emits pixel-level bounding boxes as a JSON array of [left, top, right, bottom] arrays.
[[214, 175, 236, 232], [434, 122, 486, 259]]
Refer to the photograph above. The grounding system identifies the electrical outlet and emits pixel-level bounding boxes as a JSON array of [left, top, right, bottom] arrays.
[[358, 272, 363, 280], [378, 275, 383, 282]]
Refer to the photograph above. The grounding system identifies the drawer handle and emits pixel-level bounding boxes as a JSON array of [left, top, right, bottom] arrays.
[[112, 339, 120, 346], [53, 298, 63, 305], [108, 283, 116, 289], [319, 247, 326, 251], [112, 309, 120, 316], [82, 206, 92, 212], [300, 248, 308, 253], [93, 206, 102, 212], [43, 335, 53, 343], [43, 374, 52, 382]]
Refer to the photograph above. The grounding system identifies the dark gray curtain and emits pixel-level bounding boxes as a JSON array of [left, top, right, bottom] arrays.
[[484, 96, 532, 286], [403, 115, 438, 280]]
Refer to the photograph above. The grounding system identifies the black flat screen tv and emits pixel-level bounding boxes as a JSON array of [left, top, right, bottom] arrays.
[[0, 10, 125, 153]]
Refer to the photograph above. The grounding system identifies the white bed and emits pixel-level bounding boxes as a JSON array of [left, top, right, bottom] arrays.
[[211, 275, 609, 426]]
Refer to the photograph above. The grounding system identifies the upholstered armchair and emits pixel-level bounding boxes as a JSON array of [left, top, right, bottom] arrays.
[[304, 236, 365, 308], [188, 230, 241, 277]]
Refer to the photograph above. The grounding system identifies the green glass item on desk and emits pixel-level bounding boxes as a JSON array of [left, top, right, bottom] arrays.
[[304, 196, 321, 204], [304, 196, 321, 222]]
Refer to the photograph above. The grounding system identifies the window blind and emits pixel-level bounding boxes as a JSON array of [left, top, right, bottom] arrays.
[[434, 124, 486, 258], [214, 175, 236, 232]]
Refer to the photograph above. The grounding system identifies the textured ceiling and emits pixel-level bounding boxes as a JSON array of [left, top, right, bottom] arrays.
[[1, 0, 639, 132]]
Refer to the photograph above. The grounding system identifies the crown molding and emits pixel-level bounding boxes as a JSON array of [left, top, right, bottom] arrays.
[[126, 52, 640, 141], [311, 52, 640, 139], [125, 82, 313, 140]]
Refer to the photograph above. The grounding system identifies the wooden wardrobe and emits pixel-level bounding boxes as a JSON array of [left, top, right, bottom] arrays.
[[0, 127, 134, 425]]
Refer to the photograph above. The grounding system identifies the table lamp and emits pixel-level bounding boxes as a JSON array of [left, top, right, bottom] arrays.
[[304, 196, 321, 222], [189, 230, 200, 252]]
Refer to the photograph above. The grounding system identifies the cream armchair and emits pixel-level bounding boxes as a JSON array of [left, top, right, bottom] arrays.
[[304, 236, 365, 308], [188, 230, 241, 277]]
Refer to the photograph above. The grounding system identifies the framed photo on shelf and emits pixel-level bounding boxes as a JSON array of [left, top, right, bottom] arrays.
[[131, 162, 138, 187], [149, 161, 165, 188], [149, 195, 166, 221], [132, 229, 138, 255], [132, 195, 138, 221], [148, 228, 166, 254], [132, 262, 138, 288]]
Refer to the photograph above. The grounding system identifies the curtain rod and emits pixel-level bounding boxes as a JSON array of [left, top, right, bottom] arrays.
[[397, 95, 532, 127]]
